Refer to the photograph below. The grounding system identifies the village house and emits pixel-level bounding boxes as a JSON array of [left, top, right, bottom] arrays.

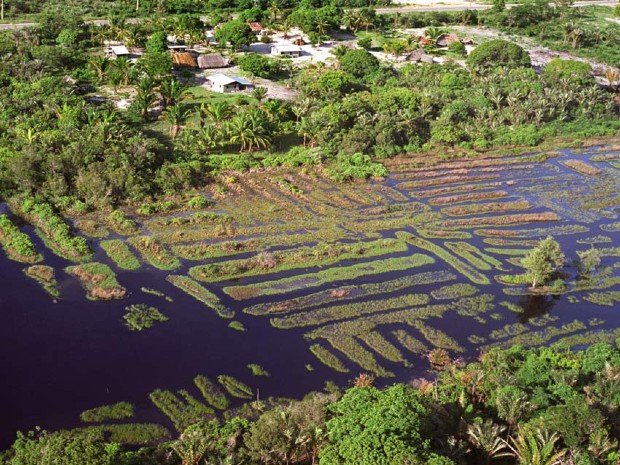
[[270, 44, 303, 58], [197, 53, 228, 69], [205, 74, 255, 93], [248, 22, 266, 37], [105, 45, 130, 59]]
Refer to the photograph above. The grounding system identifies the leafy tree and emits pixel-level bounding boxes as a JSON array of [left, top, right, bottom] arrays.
[[320, 384, 431, 465], [467, 39, 531, 70], [521, 236, 565, 287], [577, 247, 601, 276], [214, 20, 255, 50], [338, 49, 380, 80], [146, 30, 168, 53], [237, 53, 280, 78], [136, 51, 173, 79]]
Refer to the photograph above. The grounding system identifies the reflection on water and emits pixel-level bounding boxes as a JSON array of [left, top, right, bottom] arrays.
[[516, 294, 559, 324]]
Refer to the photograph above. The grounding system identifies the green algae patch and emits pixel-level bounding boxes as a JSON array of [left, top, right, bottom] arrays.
[[167, 275, 233, 318]]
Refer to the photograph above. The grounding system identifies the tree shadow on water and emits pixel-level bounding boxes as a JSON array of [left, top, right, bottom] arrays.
[[516, 293, 559, 324]]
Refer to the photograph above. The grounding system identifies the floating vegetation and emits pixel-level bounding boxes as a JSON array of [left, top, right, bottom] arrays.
[[141, 287, 173, 302], [485, 248, 530, 256], [128, 236, 180, 270], [561, 159, 601, 176], [429, 190, 509, 206], [589, 318, 605, 326], [0, 214, 41, 263], [397, 232, 489, 285], [476, 224, 589, 238], [229, 321, 246, 331], [576, 235, 612, 245], [601, 222, 620, 233], [74, 219, 109, 238], [411, 321, 464, 353], [66, 262, 126, 300], [24, 265, 59, 298], [483, 238, 541, 247], [225, 254, 435, 300], [499, 301, 523, 313], [486, 320, 587, 350], [392, 330, 429, 355], [433, 212, 561, 231], [217, 375, 253, 399], [468, 335, 487, 344], [108, 210, 139, 235], [166, 275, 233, 318], [441, 200, 531, 217], [583, 291, 620, 307], [123, 304, 168, 331], [399, 174, 501, 190], [358, 331, 407, 364], [309, 343, 350, 373], [431, 283, 478, 300], [146, 212, 233, 232], [69, 423, 170, 445], [189, 239, 407, 283], [80, 402, 134, 423], [100, 239, 140, 270], [552, 327, 620, 350], [328, 336, 394, 377], [244, 270, 456, 316], [416, 229, 472, 239], [194, 375, 229, 410], [597, 246, 620, 257], [149, 389, 213, 431], [172, 240, 259, 260], [270, 293, 430, 329], [247, 364, 270, 377], [444, 242, 503, 270]]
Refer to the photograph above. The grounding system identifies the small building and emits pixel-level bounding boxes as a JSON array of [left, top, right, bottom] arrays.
[[270, 44, 303, 58], [106, 45, 130, 59], [197, 53, 228, 69], [435, 33, 461, 48], [205, 74, 255, 93], [248, 22, 266, 36], [168, 44, 188, 52], [171, 52, 198, 68], [406, 49, 434, 64]]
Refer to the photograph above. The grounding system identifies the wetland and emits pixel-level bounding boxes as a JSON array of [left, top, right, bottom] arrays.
[[1, 144, 620, 446]]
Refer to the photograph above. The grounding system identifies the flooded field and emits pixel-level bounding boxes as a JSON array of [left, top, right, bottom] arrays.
[[1, 145, 619, 446]]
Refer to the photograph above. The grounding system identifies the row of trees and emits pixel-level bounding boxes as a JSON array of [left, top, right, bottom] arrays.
[[7, 343, 620, 464]]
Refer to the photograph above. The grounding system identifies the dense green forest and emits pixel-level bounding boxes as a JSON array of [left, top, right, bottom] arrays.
[[4, 343, 620, 464]]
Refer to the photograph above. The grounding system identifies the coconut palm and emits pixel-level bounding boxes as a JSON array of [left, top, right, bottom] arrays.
[[252, 86, 268, 104], [159, 77, 189, 108], [503, 426, 566, 465], [467, 420, 510, 465], [315, 19, 329, 37], [268, 0, 281, 22], [199, 101, 232, 128], [111, 56, 131, 85], [89, 56, 110, 82], [227, 110, 272, 152], [134, 78, 157, 119], [342, 9, 362, 32], [165, 104, 190, 139], [195, 124, 220, 154]]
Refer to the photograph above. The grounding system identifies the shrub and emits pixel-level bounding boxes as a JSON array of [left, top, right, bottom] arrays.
[[467, 39, 531, 69], [237, 53, 280, 78], [325, 153, 388, 182], [339, 49, 380, 80]]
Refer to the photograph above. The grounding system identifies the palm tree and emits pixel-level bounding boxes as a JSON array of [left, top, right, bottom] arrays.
[[262, 99, 288, 124], [467, 421, 510, 465], [89, 56, 110, 82], [605, 68, 619, 90], [199, 101, 232, 128], [195, 124, 220, 154], [159, 77, 188, 108], [268, 0, 281, 22], [383, 40, 406, 59], [134, 78, 157, 119], [170, 430, 211, 465], [315, 19, 329, 38], [570, 27, 583, 48], [111, 56, 131, 85], [227, 110, 272, 152], [252, 86, 268, 104], [503, 426, 566, 465], [342, 9, 362, 32], [165, 104, 190, 139]]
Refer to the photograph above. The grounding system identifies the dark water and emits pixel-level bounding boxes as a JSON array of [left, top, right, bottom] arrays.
[[1, 147, 619, 448]]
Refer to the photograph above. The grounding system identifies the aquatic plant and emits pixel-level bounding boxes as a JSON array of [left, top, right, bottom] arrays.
[[441, 200, 531, 217], [146, 212, 233, 232], [309, 344, 350, 373], [217, 375, 253, 399], [244, 271, 456, 316], [229, 321, 246, 331], [358, 331, 407, 364], [247, 364, 270, 377], [66, 262, 126, 300], [0, 214, 41, 263], [328, 336, 394, 378], [128, 236, 180, 270], [141, 287, 173, 302], [429, 190, 509, 206], [24, 265, 59, 298], [431, 283, 478, 301], [100, 239, 140, 270], [68, 423, 170, 445], [561, 159, 601, 176], [444, 242, 503, 270], [392, 330, 429, 355], [397, 232, 489, 284], [149, 389, 214, 431], [475, 224, 589, 238], [412, 321, 464, 353], [123, 304, 168, 331], [584, 291, 620, 307], [166, 275, 233, 318], [80, 402, 135, 423], [193, 375, 229, 410], [225, 254, 435, 300], [108, 210, 139, 235]]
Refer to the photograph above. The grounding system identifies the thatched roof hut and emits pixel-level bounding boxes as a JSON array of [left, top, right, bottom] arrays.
[[435, 33, 460, 47], [406, 49, 434, 64], [197, 53, 228, 69], [171, 52, 198, 68]]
